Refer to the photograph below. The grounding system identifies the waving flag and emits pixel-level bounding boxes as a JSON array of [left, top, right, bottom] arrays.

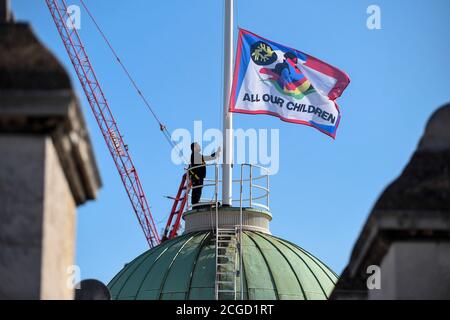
[[229, 29, 350, 139]]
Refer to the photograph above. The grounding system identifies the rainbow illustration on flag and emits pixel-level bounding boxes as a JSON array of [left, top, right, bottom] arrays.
[[230, 29, 350, 139], [259, 50, 315, 99]]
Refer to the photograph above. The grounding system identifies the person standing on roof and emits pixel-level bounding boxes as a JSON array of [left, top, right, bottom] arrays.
[[189, 142, 221, 206]]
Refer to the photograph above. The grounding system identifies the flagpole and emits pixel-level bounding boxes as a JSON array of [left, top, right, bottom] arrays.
[[222, 0, 234, 206]]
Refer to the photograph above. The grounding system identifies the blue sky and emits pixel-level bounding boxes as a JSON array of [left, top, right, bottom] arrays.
[[12, 0, 450, 284]]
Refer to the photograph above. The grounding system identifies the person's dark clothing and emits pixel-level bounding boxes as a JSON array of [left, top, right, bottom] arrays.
[[190, 152, 206, 180], [189, 151, 216, 205], [191, 178, 203, 205]]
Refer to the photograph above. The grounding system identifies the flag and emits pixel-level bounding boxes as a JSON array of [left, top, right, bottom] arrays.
[[229, 29, 350, 139]]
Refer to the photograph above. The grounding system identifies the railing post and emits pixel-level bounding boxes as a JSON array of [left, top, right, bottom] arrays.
[[215, 164, 219, 226], [267, 170, 270, 210], [249, 165, 253, 208], [239, 164, 244, 210]]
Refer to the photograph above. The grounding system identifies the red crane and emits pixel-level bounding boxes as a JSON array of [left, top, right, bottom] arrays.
[[45, 0, 160, 247]]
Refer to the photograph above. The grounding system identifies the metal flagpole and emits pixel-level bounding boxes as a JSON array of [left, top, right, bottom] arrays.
[[222, 0, 234, 206]]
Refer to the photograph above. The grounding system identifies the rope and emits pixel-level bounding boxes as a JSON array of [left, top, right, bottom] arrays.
[[79, 0, 188, 163]]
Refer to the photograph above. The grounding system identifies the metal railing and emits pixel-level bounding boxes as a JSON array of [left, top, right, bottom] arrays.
[[185, 163, 270, 212], [237, 164, 270, 212], [186, 163, 220, 210]]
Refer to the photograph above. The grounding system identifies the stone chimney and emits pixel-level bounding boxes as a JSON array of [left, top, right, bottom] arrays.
[[0, 0, 12, 23], [0, 9, 102, 299]]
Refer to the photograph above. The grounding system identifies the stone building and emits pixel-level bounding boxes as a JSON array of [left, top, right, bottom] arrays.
[[0, 2, 101, 299], [332, 104, 450, 300]]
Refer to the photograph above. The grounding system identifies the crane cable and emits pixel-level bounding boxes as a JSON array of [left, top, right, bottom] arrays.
[[79, 0, 187, 163]]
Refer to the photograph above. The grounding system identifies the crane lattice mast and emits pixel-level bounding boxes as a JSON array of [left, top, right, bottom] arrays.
[[45, 0, 160, 247]]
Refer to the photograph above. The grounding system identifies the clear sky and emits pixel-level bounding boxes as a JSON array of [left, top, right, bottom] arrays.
[[12, 0, 450, 284]]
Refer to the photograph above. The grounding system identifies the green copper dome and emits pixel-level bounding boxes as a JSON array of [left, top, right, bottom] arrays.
[[108, 231, 338, 300]]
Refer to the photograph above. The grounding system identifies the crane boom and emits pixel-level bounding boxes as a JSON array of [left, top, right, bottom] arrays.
[[45, 0, 160, 247]]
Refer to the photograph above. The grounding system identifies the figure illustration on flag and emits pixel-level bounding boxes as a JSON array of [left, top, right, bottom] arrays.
[[230, 29, 350, 138]]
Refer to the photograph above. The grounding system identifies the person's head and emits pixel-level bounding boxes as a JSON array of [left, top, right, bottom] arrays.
[[191, 142, 201, 153], [284, 52, 298, 64]]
